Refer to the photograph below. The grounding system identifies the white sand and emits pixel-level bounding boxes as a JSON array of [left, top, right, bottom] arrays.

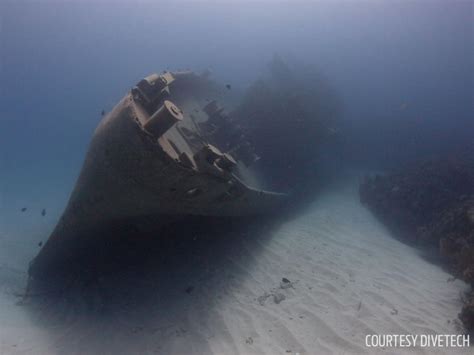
[[0, 176, 470, 354]]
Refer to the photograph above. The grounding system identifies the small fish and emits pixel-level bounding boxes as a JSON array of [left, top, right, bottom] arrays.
[[132, 326, 143, 334], [101, 110, 105, 116], [185, 286, 194, 294], [41, 208, 46, 217], [38, 241, 43, 247], [21, 207, 27, 212], [225, 84, 232, 90]]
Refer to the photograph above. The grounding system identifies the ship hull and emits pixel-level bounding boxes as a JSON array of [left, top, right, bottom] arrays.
[[29, 72, 286, 285]]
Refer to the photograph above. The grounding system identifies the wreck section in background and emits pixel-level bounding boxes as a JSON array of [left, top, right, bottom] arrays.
[[231, 55, 341, 191]]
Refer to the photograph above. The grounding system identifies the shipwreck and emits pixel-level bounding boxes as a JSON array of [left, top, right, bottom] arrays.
[[28, 58, 339, 291]]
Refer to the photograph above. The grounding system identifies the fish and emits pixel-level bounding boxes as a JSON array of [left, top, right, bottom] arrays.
[[41, 208, 46, 216], [21, 207, 27, 212], [226, 84, 232, 90]]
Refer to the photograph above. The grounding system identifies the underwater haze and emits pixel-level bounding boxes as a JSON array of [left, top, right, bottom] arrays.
[[1, 1, 473, 354], [2, 0, 473, 210]]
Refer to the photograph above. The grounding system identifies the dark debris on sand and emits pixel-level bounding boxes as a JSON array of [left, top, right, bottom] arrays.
[[359, 157, 474, 334]]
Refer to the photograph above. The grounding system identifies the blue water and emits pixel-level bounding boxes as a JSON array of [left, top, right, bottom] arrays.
[[0, 1, 472, 352], [1, 0, 472, 260]]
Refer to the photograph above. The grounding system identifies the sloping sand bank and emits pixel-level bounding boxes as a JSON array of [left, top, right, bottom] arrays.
[[0, 176, 470, 354]]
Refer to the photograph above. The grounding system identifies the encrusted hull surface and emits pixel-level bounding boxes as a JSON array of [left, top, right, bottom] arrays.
[[29, 71, 287, 283]]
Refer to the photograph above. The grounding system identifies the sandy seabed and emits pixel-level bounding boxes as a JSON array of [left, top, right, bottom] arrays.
[[0, 176, 471, 355]]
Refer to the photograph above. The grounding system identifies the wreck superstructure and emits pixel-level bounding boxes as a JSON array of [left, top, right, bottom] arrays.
[[29, 71, 287, 281]]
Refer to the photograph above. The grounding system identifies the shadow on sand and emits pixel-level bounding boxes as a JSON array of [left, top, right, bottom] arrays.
[[20, 168, 332, 353], [22, 213, 289, 353]]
